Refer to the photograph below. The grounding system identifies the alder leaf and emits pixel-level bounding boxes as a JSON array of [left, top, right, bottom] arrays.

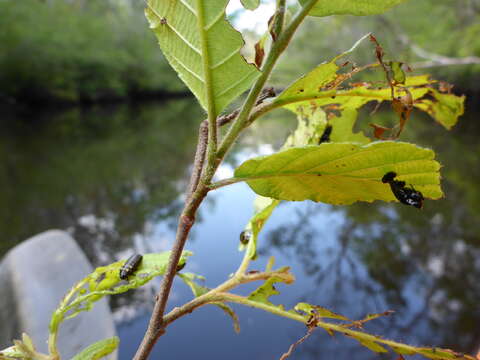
[[145, 0, 260, 115], [234, 141, 442, 205], [300, 0, 407, 17]]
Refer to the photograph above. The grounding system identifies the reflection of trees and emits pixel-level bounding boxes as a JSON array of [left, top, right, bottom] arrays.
[[0, 99, 202, 264], [260, 103, 480, 358]]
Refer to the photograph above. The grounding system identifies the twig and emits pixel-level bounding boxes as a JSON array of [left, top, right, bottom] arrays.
[[186, 89, 275, 198], [134, 0, 317, 357], [186, 121, 208, 199], [279, 325, 316, 360], [133, 195, 207, 360]]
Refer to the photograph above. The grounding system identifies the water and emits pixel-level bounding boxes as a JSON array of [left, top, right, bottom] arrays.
[[1, 97, 479, 359]]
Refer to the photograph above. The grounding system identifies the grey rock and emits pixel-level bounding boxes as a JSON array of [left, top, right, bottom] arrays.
[[0, 230, 117, 359]]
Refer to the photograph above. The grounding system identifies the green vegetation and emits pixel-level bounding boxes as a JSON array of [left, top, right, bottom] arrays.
[[0, 0, 185, 104], [273, 0, 480, 90], [0, 1, 475, 360]]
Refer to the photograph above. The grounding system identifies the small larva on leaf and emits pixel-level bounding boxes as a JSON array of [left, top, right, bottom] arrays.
[[119, 254, 143, 280]]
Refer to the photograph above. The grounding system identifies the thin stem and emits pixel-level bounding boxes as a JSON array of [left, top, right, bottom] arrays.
[[133, 187, 208, 360], [187, 121, 209, 198], [217, 0, 320, 161], [48, 278, 89, 358], [134, 2, 318, 358], [162, 270, 292, 327]]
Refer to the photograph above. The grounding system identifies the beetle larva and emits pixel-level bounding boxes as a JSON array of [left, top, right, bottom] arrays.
[[119, 254, 143, 280]]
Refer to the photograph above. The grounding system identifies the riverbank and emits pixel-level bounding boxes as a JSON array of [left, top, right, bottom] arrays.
[[0, 0, 186, 106]]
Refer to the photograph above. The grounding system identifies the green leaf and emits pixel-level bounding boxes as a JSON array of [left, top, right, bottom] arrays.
[[329, 108, 370, 144], [145, 0, 260, 115], [276, 33, 371, 103], [71, 337, 119, 360], [390, 61, 406, 84], [89, 252, 191, 292], [179, 273, 240, 333], [357, 339, 389, 353], [414, 89, 465, 130], [300, 0, 407, 17], [240, 0, 260, 10], [294, 302, 350, 321], [50, 251, 192, 335], [247, 268, 295, 310], [234, 141, 442, 205], [274, 34, 464, 130], [283, 108, 329, 147]]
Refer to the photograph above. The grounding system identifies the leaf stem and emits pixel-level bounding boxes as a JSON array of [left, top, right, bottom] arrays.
[[134, 2, 319, 358]]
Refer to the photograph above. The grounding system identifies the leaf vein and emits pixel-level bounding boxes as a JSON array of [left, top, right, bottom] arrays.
[[168, 53, 205, 83], [211, 46, 242, 69], [205, 10, 224, 30], [216, 69, 257, 98], [178, 0, 197, 16], [167, 24, 202, 55]]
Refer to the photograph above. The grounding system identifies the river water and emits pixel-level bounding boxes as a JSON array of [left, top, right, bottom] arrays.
[[1, 96, 479, 359]]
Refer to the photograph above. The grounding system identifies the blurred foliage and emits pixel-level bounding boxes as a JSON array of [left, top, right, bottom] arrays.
[[0, 0, 185, 104], [272, 0, 480, 90]]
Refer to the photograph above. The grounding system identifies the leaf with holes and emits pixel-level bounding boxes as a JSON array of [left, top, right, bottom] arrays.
[[300, 0, 407, 17], [415, 89, 465, 130], [234, 141, 442, 205], [247, 267, 295, 311], [145, 0, 260, 115], [276, 71, 463, 131]]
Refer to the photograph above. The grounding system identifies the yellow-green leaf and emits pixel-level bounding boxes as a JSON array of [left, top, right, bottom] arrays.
[[234, 141, 442, 205], [357, 339, 388, 353], [294, 302, 350, 321], [300, 0, 407, 17], [145, 0, 260, 115], [414, 89, 465, 130]]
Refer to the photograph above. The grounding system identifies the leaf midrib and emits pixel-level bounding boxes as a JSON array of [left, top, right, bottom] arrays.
[[195, 0, 216, 118]]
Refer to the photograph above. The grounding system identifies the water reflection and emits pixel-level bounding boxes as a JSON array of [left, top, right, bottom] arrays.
[[0, 100, 202, 261], [2, 97, 479, 359]]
